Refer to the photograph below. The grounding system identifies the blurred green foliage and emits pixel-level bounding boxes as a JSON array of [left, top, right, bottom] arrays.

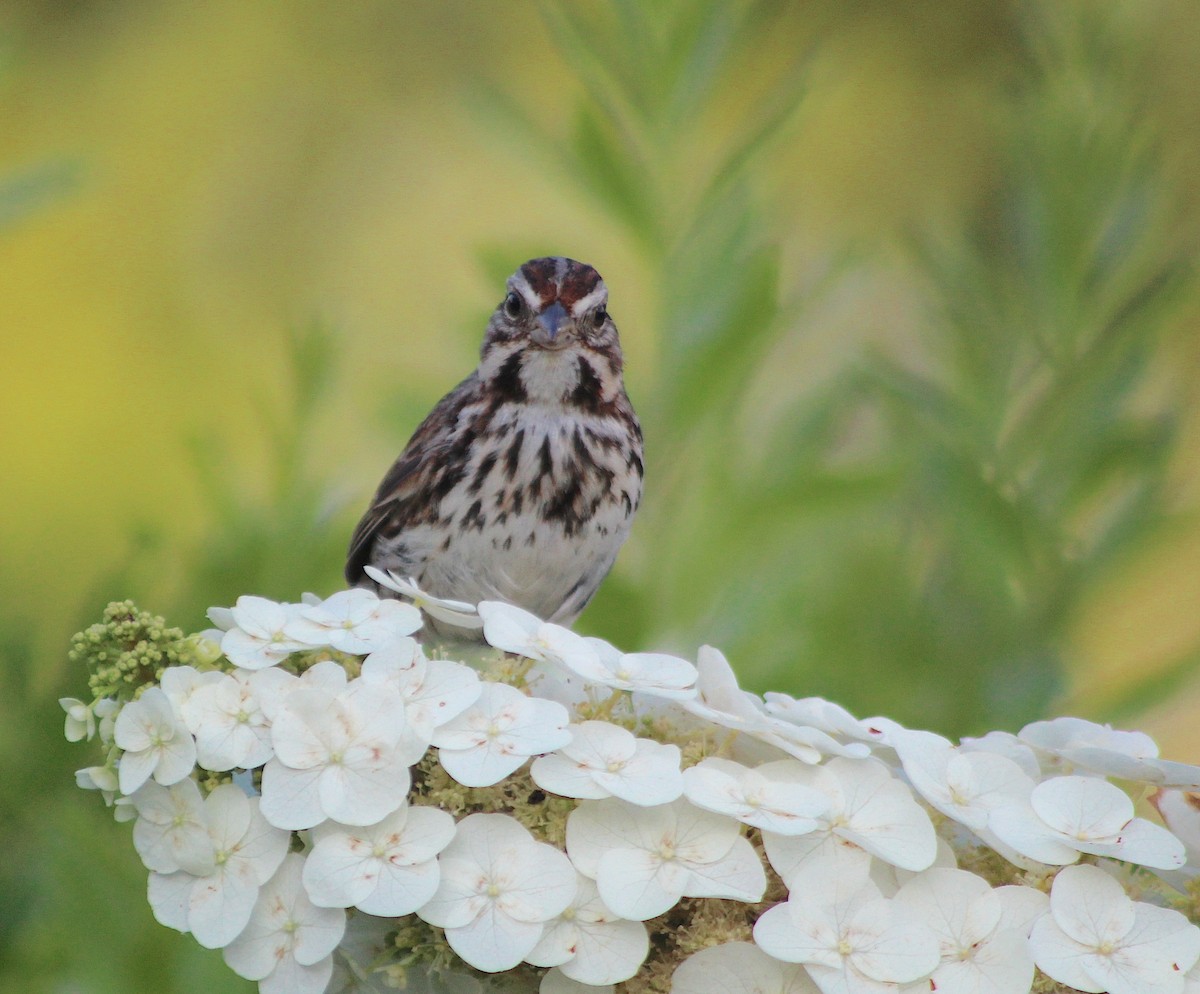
[[3, 1, 1200, 992]]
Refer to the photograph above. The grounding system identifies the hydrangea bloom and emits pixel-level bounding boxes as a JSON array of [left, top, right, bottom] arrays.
[[302, 805, 456, 916], [224, 853, 347, 994], [527, 874, 650, 985], [283, 588, 422, 655], [753, 862, 941, 994], [891, 868, 1047, 994], [66, 591, 1200, 994], [147, 785, 290, 948], [566, 797, 766, 920], [431, 680, 570, 787], [1029, 863, 1200, 994], [989, 775, 1187, 869], [673, 942, 820, 994], [761, 756, 938, 883], [531, 721, 683, 806], [260, 674, 415, 830], [221, 596, 313, 670], [681, 758, 830, 834], [181, 668, 293, 772], [114, 686, 197, 794], [417, 813, 577, 972], [364, 566, 484, 631]]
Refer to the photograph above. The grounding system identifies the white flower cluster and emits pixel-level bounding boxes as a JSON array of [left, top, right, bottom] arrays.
[[64, 576, 1200, 994]]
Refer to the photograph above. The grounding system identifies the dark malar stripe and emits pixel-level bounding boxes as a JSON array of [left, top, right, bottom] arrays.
[[491, 352, 528, 402], [568, 357, 605, 413]]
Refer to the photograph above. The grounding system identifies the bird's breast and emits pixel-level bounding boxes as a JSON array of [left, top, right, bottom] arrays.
[[414, 401, 642, 621]]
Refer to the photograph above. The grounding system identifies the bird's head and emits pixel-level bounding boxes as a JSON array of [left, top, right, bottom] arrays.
[[479, 257, 626, 408]]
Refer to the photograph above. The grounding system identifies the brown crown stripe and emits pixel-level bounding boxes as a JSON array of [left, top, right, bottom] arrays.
[[519, 257, 603, 308]]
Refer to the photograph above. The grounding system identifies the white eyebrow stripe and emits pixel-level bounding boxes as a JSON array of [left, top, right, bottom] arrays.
[[568, 283, 608, 317], [507, 274, 542, 310]]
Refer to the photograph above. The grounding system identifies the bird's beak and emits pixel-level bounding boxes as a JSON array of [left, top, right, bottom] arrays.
[[531, 301, 572, 349]]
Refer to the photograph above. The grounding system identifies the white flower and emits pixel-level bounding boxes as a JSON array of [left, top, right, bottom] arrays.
[[478, 601, 602, 678], [207, 604, 236, 630], [257, 659, 342, 720], [147, 785, 290, 948], [988, 774, 1186, 869], [79, 758, 136, 820], [761, 757, 937, 884], [76, 762, 118, 794], [672, 942, 820, 994], [417, 813, 577, 973], [61, 697, 96, 742], [764, 693, 902, 753], [753, 865, 941, 994], [527, 873, 650, 985], [159, 665, 225, 712], [892, 868, 1047, 994], [682, 758, 830, 835], [565, 797, 766, 921], [302, 805, 457, 916], [360, 642, 481, 758], [431, 681, 570, 787], [686, 649, 863, 763], [131, 778, 214, 875], [959, 729, 1042, 780], [224, 853, 347, 994], [114, 687, 197, 794], [580, 637, 699, 701], [1029, 863, 1200, 994], [685, 644, 766, 731], [284, 588, 422, 655], [93, 697, 120, 744], [1020, 716, 1200, 789], [364, 566, 484, 631], [892, 728, 1034, 832], [259, 677, 412, 830], [531, 721, 683, 806], [761, 694, 880, 759], [181, 668, 293, 772], [1153, 789, 1200, 865], [220, 596, 313, 670]]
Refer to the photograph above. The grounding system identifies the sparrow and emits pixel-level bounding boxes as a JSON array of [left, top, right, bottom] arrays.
[[346, 257, 643, 635]]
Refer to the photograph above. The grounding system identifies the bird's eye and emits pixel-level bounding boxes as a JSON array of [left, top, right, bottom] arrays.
[[592, 305, 608, 327], [503, 292, 524, 319]]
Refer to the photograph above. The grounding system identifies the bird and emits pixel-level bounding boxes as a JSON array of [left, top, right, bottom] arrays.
[[346, 256, 644, 637]]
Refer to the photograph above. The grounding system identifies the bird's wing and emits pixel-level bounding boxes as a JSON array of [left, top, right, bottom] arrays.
[[344, 372, 482, 586]]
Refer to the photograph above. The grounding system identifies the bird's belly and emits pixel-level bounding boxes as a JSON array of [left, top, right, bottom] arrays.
[[415, 498, 632, 623]]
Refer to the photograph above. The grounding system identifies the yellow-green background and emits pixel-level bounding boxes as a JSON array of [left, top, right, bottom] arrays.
[[3, 2, 1200, 991]]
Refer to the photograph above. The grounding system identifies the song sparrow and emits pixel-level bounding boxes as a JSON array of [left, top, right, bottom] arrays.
[[346, 257, 644, 635]]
